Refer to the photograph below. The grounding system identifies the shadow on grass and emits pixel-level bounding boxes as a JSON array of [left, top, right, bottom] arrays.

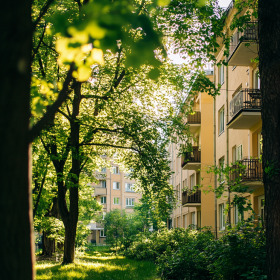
[[36, 248, 159, 280]]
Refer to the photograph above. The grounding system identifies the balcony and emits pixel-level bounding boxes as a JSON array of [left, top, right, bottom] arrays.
[[93, 186, 107, 196], [181, 146, 201, 170], [186, 111, 201, 134], [228, 21, 258, 66], [182, 190, 201, 207], [94, 171, 107, 180], [227, 88, 261, 129], [230, 158, 263, 187]]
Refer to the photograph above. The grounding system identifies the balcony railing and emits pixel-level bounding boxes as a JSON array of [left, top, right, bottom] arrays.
[[230, 158, 263, 183], [229, 21, 258, 58], [229, 88, 261, 119], [182, 190, 201, 205], [187, 111, 201, 125], [181, 146, 201, 168]]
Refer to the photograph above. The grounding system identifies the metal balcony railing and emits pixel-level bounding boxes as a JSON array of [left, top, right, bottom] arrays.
[[230, 158, 263, 183], [187, 111, 201, 124], [229, 88, 261, 118], [228, 21, 258, 60], [182, 190, 201, 205], [181, 146, 201, 167]]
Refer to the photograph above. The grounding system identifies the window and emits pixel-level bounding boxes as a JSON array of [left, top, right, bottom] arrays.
[[100, 229, 106, 237], [113, 181, 120, 190], [113, 197, 120, 205], [219, 157, 225, 184], [100, 180, 106, 188], [126, 198, 135, 207], [125, 183, 135, 192], [218, 64, 225, 85], [102, 212, 106, 220], [101, 167, 106, 173], [191, 212, 196, 229], [253, 69, 260, 89], [112, 166, 120, 174], [234, 205, 243, 224], [190, 174, 195, 190], [100, 196, 106, 204], [218, 107, 225, 135], [233, 145, 243, 162], [219, 203, 225, 230]]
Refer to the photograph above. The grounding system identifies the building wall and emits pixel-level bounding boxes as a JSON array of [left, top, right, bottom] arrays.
[[214, 3, 264, 234], [90, 165, 141, 244], [170, 77, 215, 231]]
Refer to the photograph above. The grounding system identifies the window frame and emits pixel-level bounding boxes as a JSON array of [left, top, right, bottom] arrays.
[[218, 63, 225, 85], [113, 181, 120, 190], [100, 180, 106, 188], [219, 203, 226, 230], [100, 229, 106, 237], [100, 196, 106, 204], [112, 166, 120, 174], [218, 107, 225, 135], [125, 183, 135, 192], [113, 197, 120, 205], [126, 197, 135, 207]]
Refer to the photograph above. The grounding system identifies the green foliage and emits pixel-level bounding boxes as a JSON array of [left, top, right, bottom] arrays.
[[207, 223, 266, 280], [126, 224, 266, 280], [104, 209, 145, 251]]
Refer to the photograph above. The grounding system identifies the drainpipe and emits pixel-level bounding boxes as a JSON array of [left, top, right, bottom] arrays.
[[214, 69, 217, 239], [226, 62, 231, 226]]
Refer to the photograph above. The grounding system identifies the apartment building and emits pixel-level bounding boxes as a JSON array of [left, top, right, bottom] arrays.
[[88, 165, 141, 244], [169, 70, 216, 232], [214, 1, 263, 231], [170, 1, 263, 235]]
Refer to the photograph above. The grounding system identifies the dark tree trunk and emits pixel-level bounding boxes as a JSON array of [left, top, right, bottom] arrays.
[[42, 197, 59, 256], [56, 82, 81, 264], [0, 1, 34, 279], [259, 1, 280, 279], [42, 231, 56, 256]]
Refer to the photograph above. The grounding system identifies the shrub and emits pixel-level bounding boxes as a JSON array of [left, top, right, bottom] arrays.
[[126, 223, 266, 280]]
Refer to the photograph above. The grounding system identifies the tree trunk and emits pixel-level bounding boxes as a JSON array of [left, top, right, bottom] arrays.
[[0, 1, 34, 279], [42, 197, 59, 256], [42, 231, 56, 256], [259, 1, 280, 279], [58, 82, 81, 264]]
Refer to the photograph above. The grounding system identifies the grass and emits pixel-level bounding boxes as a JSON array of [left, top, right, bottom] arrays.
[[35, 246, 160, 280]]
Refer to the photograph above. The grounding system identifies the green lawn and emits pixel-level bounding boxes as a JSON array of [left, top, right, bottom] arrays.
[[35, 247, 160, 280]]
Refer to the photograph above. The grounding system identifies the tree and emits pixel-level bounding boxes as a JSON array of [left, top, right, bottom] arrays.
[[259, 0, 280, 279], [104, 209, 145, 250]]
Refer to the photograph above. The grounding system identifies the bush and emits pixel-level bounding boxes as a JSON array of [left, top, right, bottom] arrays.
[[126, 223, 266, 280], [207, 223, 266, 280]]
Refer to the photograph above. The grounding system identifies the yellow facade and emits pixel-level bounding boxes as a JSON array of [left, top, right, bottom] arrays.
[[88, 165, 141, 244], [169, 71, 215, 232], [170, 2, 263, 235]]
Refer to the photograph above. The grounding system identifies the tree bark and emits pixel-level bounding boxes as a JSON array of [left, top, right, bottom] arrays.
[[57, 82, 81, 264], [42, 197, 59, 256], [0, 1, 34, 279], [259, 1, 280, 279]]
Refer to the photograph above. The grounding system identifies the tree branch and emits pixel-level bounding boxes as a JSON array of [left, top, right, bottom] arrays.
[[33, 0, 56, 30], [29, 64, 75, 142], [80, 142, 139, 152], [57, 109, 71, 121], [32, 23, 47, 60]]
